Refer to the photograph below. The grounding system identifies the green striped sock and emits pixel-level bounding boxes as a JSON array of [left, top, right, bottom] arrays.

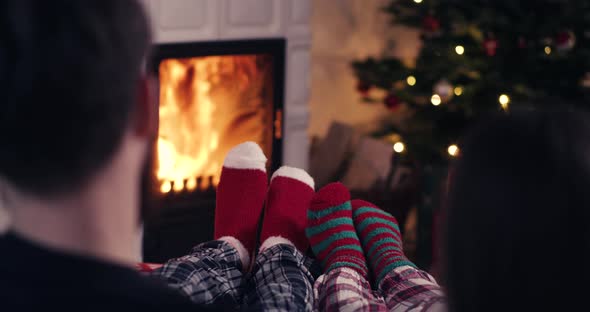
[[351, 199, 416, 285], [306, 183, 369, 278]]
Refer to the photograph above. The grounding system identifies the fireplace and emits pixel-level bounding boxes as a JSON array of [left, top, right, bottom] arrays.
[[143, 39, 285, 262]]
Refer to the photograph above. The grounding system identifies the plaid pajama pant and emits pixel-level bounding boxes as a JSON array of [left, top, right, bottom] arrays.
[[314, 266, 446, 312], [152, 240, 316, 311]]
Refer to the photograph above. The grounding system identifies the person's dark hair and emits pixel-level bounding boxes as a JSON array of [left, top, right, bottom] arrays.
[[443, 109, 590, 311], [0, 0, 151, 196]]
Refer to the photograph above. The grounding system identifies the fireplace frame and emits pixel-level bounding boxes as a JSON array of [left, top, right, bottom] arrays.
[[142, 38, 286, 262]]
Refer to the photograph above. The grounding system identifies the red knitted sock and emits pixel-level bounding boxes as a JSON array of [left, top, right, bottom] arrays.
[[259, 166, 315, 253], [214, 142, 267, 267]]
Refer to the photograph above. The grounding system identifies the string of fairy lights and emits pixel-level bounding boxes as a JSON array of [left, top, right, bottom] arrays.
[[393, 140, 460, 157], [395, 56, 511, 159], [410, 45, 513, 111]]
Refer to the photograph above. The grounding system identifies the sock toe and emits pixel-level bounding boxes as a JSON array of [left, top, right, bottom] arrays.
[[223, 141, 267, 171], [271, 166, 315, 189], [311, 182, 350, 209]]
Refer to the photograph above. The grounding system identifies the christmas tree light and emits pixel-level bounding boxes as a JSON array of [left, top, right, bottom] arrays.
[[352, 0, 590, 162], [448, 144, 459, 157], [393, 142, 405, 153], [431, 94, 442, 106], [455, 45, 465, 55], [499, 94, 510, 110]]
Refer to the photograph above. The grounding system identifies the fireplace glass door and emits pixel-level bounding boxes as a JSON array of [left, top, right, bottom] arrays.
[[143, 39, 285, 262], [157, 54, 275, 194]]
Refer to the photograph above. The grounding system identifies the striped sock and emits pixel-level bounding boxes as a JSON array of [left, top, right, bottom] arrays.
[[306, 183, 369, 278], [351, 199, 416, 285]]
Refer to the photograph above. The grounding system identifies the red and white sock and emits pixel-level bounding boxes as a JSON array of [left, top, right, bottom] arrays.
[[214, 142, 267, 268], [259, 166, 315, 253]]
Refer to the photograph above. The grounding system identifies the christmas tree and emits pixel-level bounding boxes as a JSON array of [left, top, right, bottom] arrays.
[[353, 0, 590, 163]]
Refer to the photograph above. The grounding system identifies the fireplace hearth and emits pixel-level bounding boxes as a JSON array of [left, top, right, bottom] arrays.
[[143, 39, 285, 262]]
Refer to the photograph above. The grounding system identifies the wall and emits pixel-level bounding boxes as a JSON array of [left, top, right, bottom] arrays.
[[309, 0, 420, 138]]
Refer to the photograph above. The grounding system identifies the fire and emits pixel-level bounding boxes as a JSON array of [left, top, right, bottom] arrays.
[[157, 55, 274, 193]]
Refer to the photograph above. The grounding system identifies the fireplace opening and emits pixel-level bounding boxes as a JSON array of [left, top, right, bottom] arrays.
[[143, 39, 285, 262], [157, 54, 276, 195]]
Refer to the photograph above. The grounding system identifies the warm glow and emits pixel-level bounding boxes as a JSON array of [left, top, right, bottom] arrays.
[[414, 0, 423, 3], [393, 142, 405, 153], [161, 181, 172, 193], [448, 144, 460, 157], [157, 55, 274, 193], [173, 179, 184, 193], [431, 94, 442, 106], [544, 46, 552, 55], [407, 75, 417, 86], [499, 94, 510, 110], [186, 178, 197, 191], [455, 45, 465, 55], [454, 86, 463, 96]]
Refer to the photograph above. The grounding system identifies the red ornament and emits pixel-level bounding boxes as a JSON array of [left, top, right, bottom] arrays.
[[483, 38, 498, 56], [556, 31, 571, 45], [356, 81, 372, 96], [384, 93, 401, 111], [422, 15, 440, 33], [556, 31, 576, 51]]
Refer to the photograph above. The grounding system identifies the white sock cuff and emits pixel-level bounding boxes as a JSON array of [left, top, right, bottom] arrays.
[[218, 236, 250, 268], [259, 236, 295, 252], [223, 142, 267, 171], [270, 166, 315, 189]]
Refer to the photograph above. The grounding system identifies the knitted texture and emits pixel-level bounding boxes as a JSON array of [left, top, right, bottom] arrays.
[[259, 166, 315, 252], [351, 199, 416, 285], [306, 183, 369, 278], [214, 142, 267, 262]]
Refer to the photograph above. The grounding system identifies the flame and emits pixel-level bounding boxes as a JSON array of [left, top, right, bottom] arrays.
[[157, 55, 274, 193], [160, 181, 172, 194], [186, 178, 197, 191]]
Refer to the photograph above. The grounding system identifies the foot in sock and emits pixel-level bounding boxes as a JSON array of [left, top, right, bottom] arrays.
[[306, 183, 369, 278], [351, 199, 416, 286], [259, 166, 315, 252], [214, 142, 268, 268]]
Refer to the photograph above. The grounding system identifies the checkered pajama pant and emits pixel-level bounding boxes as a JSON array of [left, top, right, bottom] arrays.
[[152, 240, 316, 311], [314, 267, 446, 312], [152, 240, 445, 311]]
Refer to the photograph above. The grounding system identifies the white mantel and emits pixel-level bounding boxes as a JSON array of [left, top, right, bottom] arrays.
[[141, 0, 312, 170]]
